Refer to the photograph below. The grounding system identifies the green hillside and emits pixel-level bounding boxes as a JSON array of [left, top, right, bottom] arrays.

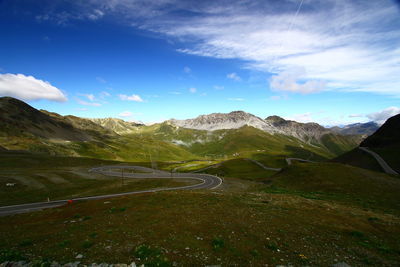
[[138, 123, 361, 163], [0, 97, 362, 165], [266, 162, 400, 213]]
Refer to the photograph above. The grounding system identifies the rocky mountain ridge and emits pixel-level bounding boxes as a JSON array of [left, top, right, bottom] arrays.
[[0, 97, 365, 161], [168, 111, 370, 144], [330, 122, 379, 136], [168, 111, 282, 134]]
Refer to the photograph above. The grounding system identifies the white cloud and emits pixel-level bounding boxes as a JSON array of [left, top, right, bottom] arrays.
[[227, 72, 241, 82], [189, 87, 197, 93], [169, 91, 181, 95], [367, 106, 400, 125], [118, 94, 144, 102], [183, 66, 191, 73], [214, 85, 224, 90], [228, 97, 244, 101], [30, 1, 400, 96], [119, 111, 133, 117], [76, 98, 101, 106], [348, 114, 364, 118], [88, 9, 104, 20], [100, 91, 111, 98], [79, 93, 95, 101], [0, 73, 67, 102], [91, 0, 399, 97], [270, 68, 325, 94]]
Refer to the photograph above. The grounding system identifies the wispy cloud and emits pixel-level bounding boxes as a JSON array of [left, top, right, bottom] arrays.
[[119, 111, 133, 117], [183, 66, 191, 74], [270, 68, 325, 94], [79, 93, 95, 101], [169, 91, 182, 95], [76, 98, 101, 106], [118, 94, 144, 102], [96, 76, 106, 83], [31, 0, 400, 96], [99, 91, 111, 98], [0, 73, 67, 102], [367, 106, 400, 124], [227, 97, 244, 101], [189, 87, 197, 93], [214, 85, 224, 90], [227, 72, 241, 82], [88, 9, 104, 20]]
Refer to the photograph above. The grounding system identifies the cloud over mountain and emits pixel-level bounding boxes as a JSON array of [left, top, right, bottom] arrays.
[[0, 73, 67, 102]]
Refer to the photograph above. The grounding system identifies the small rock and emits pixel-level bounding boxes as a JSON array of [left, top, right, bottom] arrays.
[[76, 254, 83, 259]]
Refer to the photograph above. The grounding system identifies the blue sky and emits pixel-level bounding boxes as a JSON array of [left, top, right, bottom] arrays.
[[0, 0, 399, 125]]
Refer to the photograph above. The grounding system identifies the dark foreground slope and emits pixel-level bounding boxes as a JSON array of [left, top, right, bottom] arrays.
[[335, 114, 400, 173], [360, 114, 400, 172], [266, 162, 400, 213]]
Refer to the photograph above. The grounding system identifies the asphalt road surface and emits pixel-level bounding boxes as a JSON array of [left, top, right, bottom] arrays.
[[359, 147, 398, 175], [0, 165, 222, 217], [285, 158, 315, 165]]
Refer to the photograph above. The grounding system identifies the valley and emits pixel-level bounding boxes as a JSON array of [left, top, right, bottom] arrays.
[[0, 97, 399, 266]]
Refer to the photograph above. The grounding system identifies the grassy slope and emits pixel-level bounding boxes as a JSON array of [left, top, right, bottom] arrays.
[[360, 114, 400, 173], [1, 155, 400, 266], [195, 158, 277, 181], [0, 134, 197, 162], [266, 162, 400, 214], [373, 147, 400, 173], [140, 124, 360, 165], [1, 191, 399, 266], [0, 152, 195, 206], [333, 148, 383, 172]]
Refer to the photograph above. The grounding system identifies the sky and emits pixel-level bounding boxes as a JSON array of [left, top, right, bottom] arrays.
[[0, 0, 399, 126]]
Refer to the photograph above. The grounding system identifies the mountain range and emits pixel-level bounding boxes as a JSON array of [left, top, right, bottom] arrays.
[[0, 96, 374, 163]]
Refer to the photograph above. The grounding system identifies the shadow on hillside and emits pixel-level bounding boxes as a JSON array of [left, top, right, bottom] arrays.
[[284, 145, 326, 161]]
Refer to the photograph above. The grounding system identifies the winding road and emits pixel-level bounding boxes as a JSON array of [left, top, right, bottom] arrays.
[[359, 147, 398, 175], [0, 165, 222, 217]]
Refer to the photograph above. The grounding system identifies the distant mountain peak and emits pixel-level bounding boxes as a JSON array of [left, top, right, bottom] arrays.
[[169, 111, 280, 133], [330, 121, 379, 136]]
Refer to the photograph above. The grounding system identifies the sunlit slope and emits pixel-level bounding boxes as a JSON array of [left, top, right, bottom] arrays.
[[138, 123, 361, 161], [0, 97, 196, 161]]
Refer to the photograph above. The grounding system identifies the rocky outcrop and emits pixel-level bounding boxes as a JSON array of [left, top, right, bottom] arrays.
[[265, 115, 330, 142], [169, 111, 282, 133]]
